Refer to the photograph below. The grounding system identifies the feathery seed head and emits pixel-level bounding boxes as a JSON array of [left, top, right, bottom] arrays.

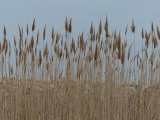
[[3, 25, 6, 38], [151, 22, 154, 32], [99, 20, 102, 35], [69, 18, 72, 33], [90, 22, 93, 35], [43, 25, 46, 40], [142, 27, 144, 39], [26, 23, 29, 36], [130, 20, 135, 33], [156, 25, 160, 40], [125, 24, 128, 36], [32, 18, 35, 32], [104, 16, 109, 38]]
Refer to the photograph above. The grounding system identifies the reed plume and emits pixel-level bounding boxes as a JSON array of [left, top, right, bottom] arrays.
[[43, 25, 46, 40], [0, 17, 160, 120], [3, 25, 6, 38], [69, 18, 72, 33], [104, 16, 109, 38], [32, 18, 35, 32]]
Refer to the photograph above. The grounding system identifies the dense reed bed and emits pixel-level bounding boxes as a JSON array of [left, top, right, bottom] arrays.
[[0, 17, 160, 119]]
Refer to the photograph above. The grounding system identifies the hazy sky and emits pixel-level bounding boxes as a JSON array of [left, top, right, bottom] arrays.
[[0, 0, 159, 50]]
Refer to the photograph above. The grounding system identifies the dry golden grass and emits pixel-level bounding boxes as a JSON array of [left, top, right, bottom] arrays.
[[0, 17, 160, 119]]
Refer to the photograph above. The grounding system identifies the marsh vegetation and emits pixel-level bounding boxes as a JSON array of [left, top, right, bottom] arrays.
[[0, 17, 160, 119]]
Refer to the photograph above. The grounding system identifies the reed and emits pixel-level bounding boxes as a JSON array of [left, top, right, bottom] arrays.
[[0, 17, 160, 120]]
